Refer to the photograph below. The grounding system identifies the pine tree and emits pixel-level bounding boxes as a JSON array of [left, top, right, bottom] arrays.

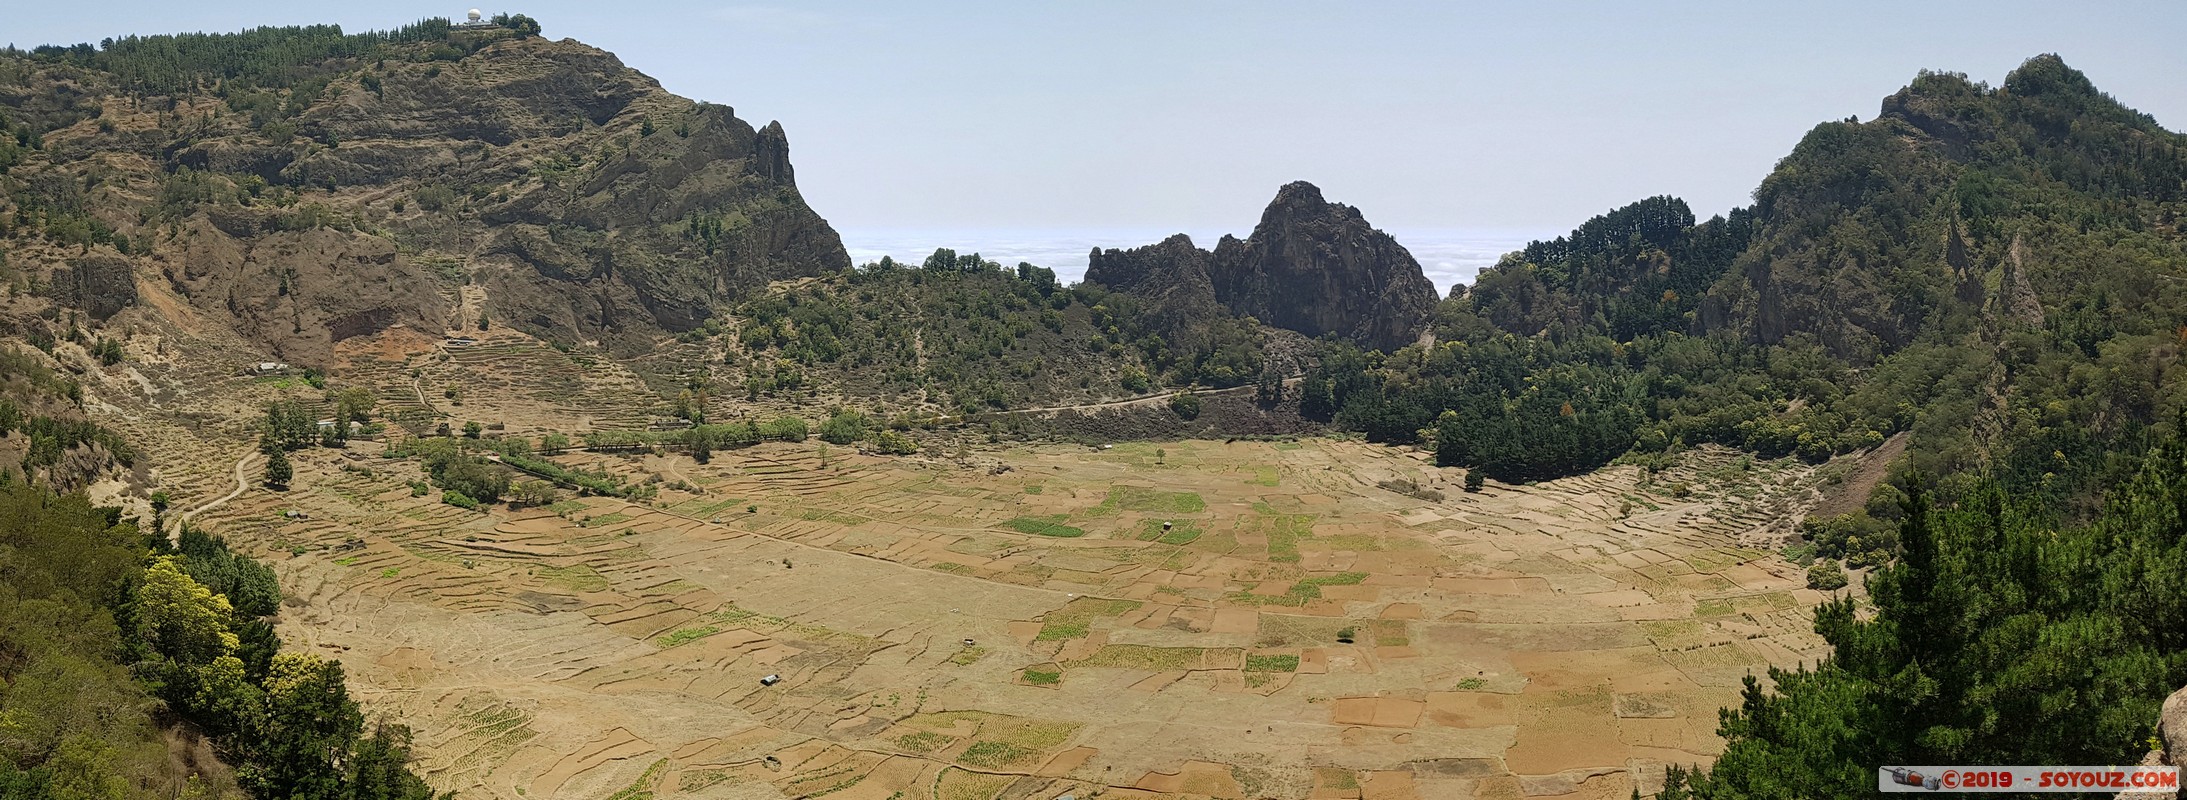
[[264, 448, 292, 488]]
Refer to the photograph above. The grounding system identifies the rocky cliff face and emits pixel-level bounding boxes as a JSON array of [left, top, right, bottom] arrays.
[[1211, 182, 1438, 350], [0, 31, 847, 362], [1085, 234, 1223, 314], [1088, 182, 1438, 352]]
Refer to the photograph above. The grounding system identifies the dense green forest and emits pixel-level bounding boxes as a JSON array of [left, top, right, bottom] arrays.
[[1663, 421, 2187, 797]]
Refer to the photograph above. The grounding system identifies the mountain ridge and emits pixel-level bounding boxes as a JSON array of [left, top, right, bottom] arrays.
[[1, 23, 849, 363]]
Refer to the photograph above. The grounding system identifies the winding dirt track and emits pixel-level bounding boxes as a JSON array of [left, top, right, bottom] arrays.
[[179, 450, 258, 533]]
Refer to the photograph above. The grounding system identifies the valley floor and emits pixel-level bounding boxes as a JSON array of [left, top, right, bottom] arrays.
[[65, 322, 1845, 800], [173, 433, 1831, 800]]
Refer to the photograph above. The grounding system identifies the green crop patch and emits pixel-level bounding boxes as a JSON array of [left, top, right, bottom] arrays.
[[1001, 514, 1086, 538], [1067, 644, 1238, 671], [1241, 511, 1317, 562], [955, 741, 1035, 769], [535, 564, 610, 592], [895, 731, 951, 754], [604, 758, 667, 800], [1101, 486, 1206, 514], [1034, 597, 1141, 641], [1021, 667, 1061, 685], [1227, 572, 1367, 607], [656, 626, 719, 647], [1244, 654, 1300, 673]]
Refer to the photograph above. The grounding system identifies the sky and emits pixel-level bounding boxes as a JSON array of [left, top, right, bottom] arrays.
[[10, 1, 2186, 283]]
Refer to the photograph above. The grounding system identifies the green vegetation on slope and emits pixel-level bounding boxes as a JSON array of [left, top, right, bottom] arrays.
[[0, 346, 136, 489], [1669, 420, 2187, 796], [0, 486, 440, 799], [1311, 55, 2187, 499], [727, 249, 1266, 414], [10, 16, 544, 95]]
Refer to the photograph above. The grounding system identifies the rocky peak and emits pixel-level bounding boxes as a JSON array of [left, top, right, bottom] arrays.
[[1209, 181, 1439, 351], [1087, 234, 1215, 301], [1085, 234, 1230, 356], [1087, 183, 1437, 352], [754, 120, 794, 184]]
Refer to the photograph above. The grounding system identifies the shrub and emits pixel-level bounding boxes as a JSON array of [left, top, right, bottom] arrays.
[[1801, 511, 1898, 568], [263, 448, 293, 488], [510, 480, 558, 508], [1806, 559, 1849, 591], [871, 430, 918, 455], [818, 410, 869, 445], [1121, 367, 1151, 393], [1169, 391, 1202, 420], [1464, 470, 1485, 492], [442, 489, 480, 510], [757, 416, 809, 441], [415, 185, 456, 211]]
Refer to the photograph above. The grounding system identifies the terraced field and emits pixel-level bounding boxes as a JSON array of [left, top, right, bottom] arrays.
[[180, 427, 1837, 800]]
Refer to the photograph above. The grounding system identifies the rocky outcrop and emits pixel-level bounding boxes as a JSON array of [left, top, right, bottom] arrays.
[[1088, 182, 1438, 352], [169, 216, 451, 363], [1086, 234, 1233, 360], [1210, 182, 1439, 350], [318, 37, 847, 351], [1086, 234, 1223, 315], [51, 255, 138, 321]]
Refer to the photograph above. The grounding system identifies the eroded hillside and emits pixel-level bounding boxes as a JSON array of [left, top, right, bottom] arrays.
[[0, 21, 846, 362]]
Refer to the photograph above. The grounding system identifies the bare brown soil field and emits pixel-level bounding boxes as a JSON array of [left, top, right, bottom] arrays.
[[164, 426, 1835, 800]]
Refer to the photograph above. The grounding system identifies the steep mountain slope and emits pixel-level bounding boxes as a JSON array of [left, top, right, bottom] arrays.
[[1705, 56, 2186, 359], [0, 20, 846, 363], [1310, 55, 2187, 499], [1089, 181, 1440, 352], [1457, 55, 2187, 363]]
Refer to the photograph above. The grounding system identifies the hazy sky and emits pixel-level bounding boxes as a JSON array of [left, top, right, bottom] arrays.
[[11, 1, 2185, 235]]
